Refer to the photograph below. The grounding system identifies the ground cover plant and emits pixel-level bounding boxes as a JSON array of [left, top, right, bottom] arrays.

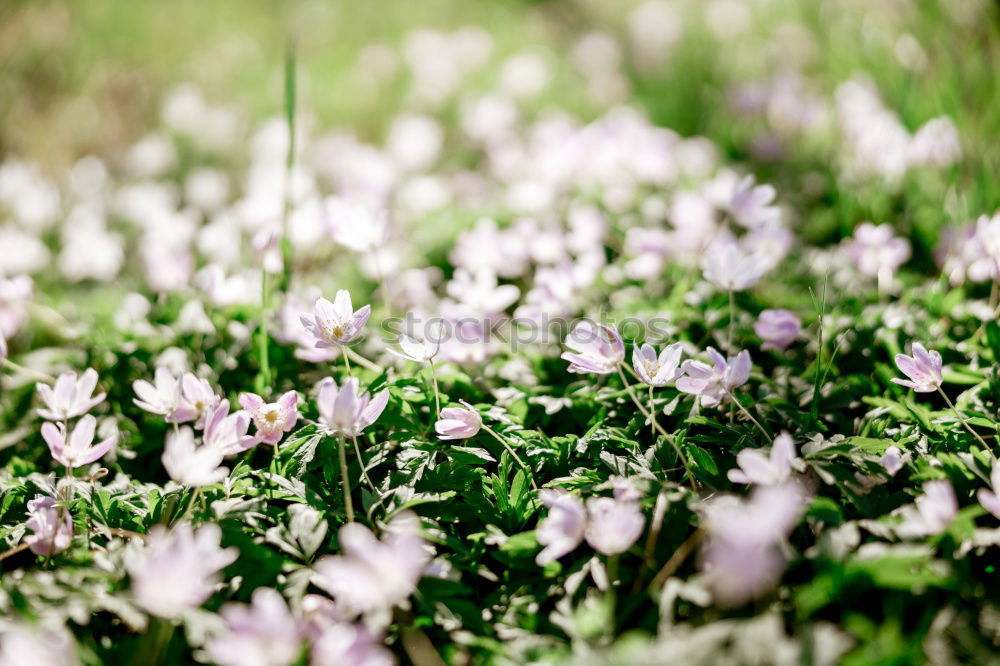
[[3, 0, 1000, 663]]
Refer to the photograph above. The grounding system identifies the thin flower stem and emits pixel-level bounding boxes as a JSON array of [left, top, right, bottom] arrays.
[[649, 527, 704, 591], [648, 385, 655, 441], [728, 289, 736, 353], [257, 269, 272, 390], [0, 542, 31, 562], [342, 346, 352, 377], [337, 436, 355, 523], [344, 347, 383, 374], [617, 367, 697, 490], [429, 359, 441, 418], [631, 489, 670, 594], [937, 387, 992, 451], [352, 435, 376, 491], [480, 424, 539, 490], [726, 390, 772, 442], [0, 359, 56, 383], [607, 554, 620, 588]]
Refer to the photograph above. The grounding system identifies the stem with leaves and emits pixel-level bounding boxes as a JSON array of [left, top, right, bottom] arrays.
[[937, 387, 992, 451], [337, 436, 355, 523], [480, 423, 538, 490]]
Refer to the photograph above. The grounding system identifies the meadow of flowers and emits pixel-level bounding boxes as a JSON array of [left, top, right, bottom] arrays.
[[3, 0, 1000, 663]]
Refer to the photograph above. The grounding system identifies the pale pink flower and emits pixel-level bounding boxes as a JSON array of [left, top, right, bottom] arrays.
[[239, 391, 299, 445], [700, 482, 806, 607], [133, 367, 185, 422], [0, 622, 78, 666], [843, 222, 910, 281], [41, 415, 116, 468], [535, 490, 586, 566], [561, 321, 625, 375], [978, 462, 1000, 520], [753, 309, 801, 351], [896, 480, 957, 537], [388, 333, 440, 363], [726, 175, 780, 229], [162, 426, 228, 488], [727, 432, 797, 485], [881, 445, 909, 476], [205, 588, 303, 666], [36, 368, 106, 421], [300, 291, 371, 349], [434, 401, 482, 440], [631, 342, 683, 387], [203, 400, 257, 455], [676, 347, 751, 407], [312, 511, 429, 614], [891, 342, 943, 393], [127, 522, 238, 618], [701, 239, 765, 291], [584, 495, 645, 556], [310, 623, 394, 666], [24, 495, 73, 556], [176, 372, 221, 427], [316, 377, 389, 437]]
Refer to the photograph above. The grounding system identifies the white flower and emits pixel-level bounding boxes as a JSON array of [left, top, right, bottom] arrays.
[[701, 239, 765, 291], [584, 496, 645, 556], [316, 377, 389, 438], [205, 588, 303, 666], [162, 426, 228, 488], [896, 480, 957, 538], [40, 415, 116, 469], [127, 522, 238, 618], [535, 490, 586, 565], [312, 511, 429, 615], [36, 368, 106, 421], [0, 622, 78, 666], [388, 333, 440, 363], [727, 432, 797, 486]]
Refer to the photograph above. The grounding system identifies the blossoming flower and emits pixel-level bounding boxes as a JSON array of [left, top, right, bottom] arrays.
[[133, 367, 187, 422], [896, 480, 957, 538], [561, 321, 624, 375], [0, 622, 78, 666], [239, 391, 299, 445], [388, 333, 440, 363], [632, 342, 683, 387], [300, 291, 371, 349], [843, 222, 911, 282], [676, 347, 751, 406], [176, 372, 221, 427], [202, 399, 257, 455], [434, 401, 482, 440], [535, 490, 586, 566], [309, 623, 395, 666], [24, 495, 73, 556], [162, 426, 228, 487], [700, 482, 806, 607], [753, 309, 801, 351], [881, 445, 909, 476], [312, 511, 429, 614], [205, 587, 303, 666], [727, 432, 797, 485], [891, 342, 943, 393], [127, 522, 238, 618], [978, 462, 1000, 520], [701, 239, 766, 292], [36, 368, 106, 421], [40, 415, 116, 468], [316, 377, 389, 437], [583, 494, 645, 556]]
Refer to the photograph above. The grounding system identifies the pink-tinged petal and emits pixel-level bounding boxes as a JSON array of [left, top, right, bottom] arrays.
[[705, 347, 727, 372], [53, 373, 76, 407], [658, 343, 684, 373], [350, 304, 371, 331], [676, 376, 713, 395], [79, 392, 106, 415], [41, 422, 66, 459], [78, 368, 99, 401], [680, 360, 713, 379], [314, 297, 338, 325], [332, 290, 353, 321], [299, 313, 319, 333], [333, 378, 360, 426], [360, 389, 389, 429], [890, 378, 919, 390], [770, 433, 796, 471], [990, 464, 1000, 494], [727, 469, 751, 484], [238, 392, 265, 412], [70, 415, 97, 451], [36, 382, 54, 409], [79, 434, 116, 465], [278, 390, 298, 412], [978, 489, 1000, 520], [894, 354, 921, 380], [735, 449, 774, 484], [729, 350, 751, 387]]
